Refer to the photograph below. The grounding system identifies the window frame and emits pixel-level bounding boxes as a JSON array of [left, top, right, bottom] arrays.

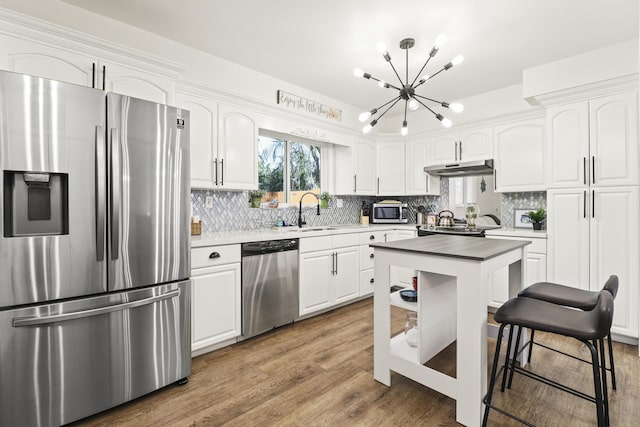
[[258, 130, 328, 207]]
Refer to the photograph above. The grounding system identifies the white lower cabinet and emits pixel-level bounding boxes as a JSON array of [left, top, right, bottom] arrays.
[[358, 231, 386, 296], [485, 234, 547, 308], [299, 234, 359, 316], [190, 245, 241, 354], [547, 187, 639, 338]]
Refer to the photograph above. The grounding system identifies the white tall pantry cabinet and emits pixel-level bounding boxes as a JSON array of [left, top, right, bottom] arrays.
[[546, 91, 639, 338]]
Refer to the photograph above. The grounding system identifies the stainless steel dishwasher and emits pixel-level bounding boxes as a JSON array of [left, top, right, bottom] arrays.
[[241, 238, 299, 338]]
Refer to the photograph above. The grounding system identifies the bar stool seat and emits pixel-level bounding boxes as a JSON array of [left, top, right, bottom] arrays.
[[483, 291, 614, 427], [518, 275, 618, 389]]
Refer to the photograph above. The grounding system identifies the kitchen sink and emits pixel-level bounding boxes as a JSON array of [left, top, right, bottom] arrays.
[[299, 226, 339, 232]]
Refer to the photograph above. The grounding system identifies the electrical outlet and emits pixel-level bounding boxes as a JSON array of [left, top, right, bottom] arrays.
[[205, 195, 213, 209], [336, 198, 343, 208]]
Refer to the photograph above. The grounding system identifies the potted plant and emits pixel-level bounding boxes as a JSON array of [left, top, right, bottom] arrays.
[[249, 190, 265, 208], [319, 192, 332, 209], [527, 207, 546, 230]]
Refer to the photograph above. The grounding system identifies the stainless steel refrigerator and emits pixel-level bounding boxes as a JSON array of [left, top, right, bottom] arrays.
[[0, 70, 191, 426]]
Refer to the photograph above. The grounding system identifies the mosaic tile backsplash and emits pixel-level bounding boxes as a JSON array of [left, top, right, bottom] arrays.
[[191, 180, 544, 232], [191, 190, 442, 232], [500, 192, 547, 229]]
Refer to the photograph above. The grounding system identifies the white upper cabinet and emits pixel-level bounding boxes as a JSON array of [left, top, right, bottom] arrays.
[[174, 90, 218, 189], [494, 117, 546, 192], [0, 34, 174, 104], [429, 126, 492, 164], [589, 92, 638, 187], [547, 92, 638, 188], [217, 103, 259, 190], [100, 61, 173, 105], [405, 139, 440, 195], [0, 34, 96, 87], [376, 141, 405, 195], [335, 138, 376, 195]]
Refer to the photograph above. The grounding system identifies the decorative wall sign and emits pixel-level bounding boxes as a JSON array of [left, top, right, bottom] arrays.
[[277, 90, 342, 123]]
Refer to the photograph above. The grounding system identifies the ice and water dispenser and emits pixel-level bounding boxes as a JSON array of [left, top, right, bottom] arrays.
[[3, 171, 69, 237]]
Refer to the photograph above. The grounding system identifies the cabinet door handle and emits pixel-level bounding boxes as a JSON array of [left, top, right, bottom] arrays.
[[592, 190, 595, 218], [353, 175, 357, 193], [209, 252, 221, 259], [369, 253, 374, 259], [459, 140, 463, 160], [370, 278, 375, 284], [454, 141, 458, 161], [583, 190, 587, 218], [583, 157, 587, 185], [377, 177, 380, 194], [220, 158, 224, 186], [425, 175, 429, 193], [369, 235, 375, 240], [92, 63, 96, 89], [214, 158, 218, 186], [591, 156, 595, 184], [335, 252, 338, 274], [102, 65, 106, 91], [494, 170, 497, 190]]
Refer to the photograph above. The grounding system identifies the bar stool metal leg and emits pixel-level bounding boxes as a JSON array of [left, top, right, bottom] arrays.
[[483, 324, 506, 427], [500, 325, 515, 392], [507, 325, 523, 389], [586, 340, 605, 427], [598, 338, 610, 426], [607, 333, 617, 390]]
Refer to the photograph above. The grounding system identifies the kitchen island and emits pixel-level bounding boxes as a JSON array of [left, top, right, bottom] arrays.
[[371, 235, 530, 427]]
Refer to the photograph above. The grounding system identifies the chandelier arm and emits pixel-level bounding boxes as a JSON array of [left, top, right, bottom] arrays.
[[370, 95, 403, 114], [403, 100, 408, 122], [374, 96, 402, 121], [414, 97, 439, 117], [387, 60, 404, 86], [369, 76, 401, 91], [410, 56, 433, 87], [413, 94, 449, 105], [413, 66, 447, 89]]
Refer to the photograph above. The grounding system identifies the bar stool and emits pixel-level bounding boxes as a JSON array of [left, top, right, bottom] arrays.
[[518, 275, 618, 389], [482, 290, 614, 427]]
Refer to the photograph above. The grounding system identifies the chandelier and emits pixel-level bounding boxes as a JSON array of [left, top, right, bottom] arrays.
[[353, 35, 464, 135]]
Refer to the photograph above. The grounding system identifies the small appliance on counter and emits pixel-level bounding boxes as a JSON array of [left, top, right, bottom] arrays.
[[371, 200, 408, 224]]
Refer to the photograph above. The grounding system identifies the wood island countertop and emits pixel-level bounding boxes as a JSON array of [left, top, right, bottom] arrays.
[[370, 235, 530, 261]]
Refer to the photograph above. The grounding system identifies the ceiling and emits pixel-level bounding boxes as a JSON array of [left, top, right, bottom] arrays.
[[61, 0, 637, 113]]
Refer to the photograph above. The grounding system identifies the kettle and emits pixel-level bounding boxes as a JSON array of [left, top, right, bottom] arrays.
[[437, 210, 455, 227]]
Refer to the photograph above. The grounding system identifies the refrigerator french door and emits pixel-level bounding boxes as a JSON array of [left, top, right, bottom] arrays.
[[0, 70, 191, 427]]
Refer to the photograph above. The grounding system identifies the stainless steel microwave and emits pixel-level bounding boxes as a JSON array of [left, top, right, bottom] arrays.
[[371, 202, 409, 223]]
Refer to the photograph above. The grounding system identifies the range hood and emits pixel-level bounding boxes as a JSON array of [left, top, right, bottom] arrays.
[[424, 159, 494, 177]]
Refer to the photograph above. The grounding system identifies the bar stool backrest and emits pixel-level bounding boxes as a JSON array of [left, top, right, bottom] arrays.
[[603, 275, 619, 299], [593, 290, 615, 339]]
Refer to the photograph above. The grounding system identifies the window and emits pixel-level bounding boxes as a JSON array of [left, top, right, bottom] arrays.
[[258, 133, 322, 205]]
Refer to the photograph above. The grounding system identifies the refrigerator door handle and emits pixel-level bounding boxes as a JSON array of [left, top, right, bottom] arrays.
[[110, 128, 120, 260], [12, 289, 181, 327], [95, 126, 106, 261]]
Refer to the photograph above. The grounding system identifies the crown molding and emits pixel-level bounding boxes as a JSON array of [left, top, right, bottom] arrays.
[[526, 74, 638, 106], [0, 7, 188, 78]]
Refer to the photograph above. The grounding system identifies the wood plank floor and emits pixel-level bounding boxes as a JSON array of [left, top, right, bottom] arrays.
[[73, 298, 640, 426]]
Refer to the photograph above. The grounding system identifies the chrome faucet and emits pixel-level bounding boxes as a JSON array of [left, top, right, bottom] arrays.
[[298, 192, 321, 227]]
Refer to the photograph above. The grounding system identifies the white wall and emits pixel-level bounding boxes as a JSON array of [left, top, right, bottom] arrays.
[[522, 38, 639, 101]]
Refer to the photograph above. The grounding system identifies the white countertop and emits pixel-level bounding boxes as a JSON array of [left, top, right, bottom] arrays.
[[191, 224, 419, 247]]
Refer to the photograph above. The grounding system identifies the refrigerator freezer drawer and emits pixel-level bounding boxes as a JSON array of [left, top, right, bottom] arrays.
[[0, 280, 191, 427]]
